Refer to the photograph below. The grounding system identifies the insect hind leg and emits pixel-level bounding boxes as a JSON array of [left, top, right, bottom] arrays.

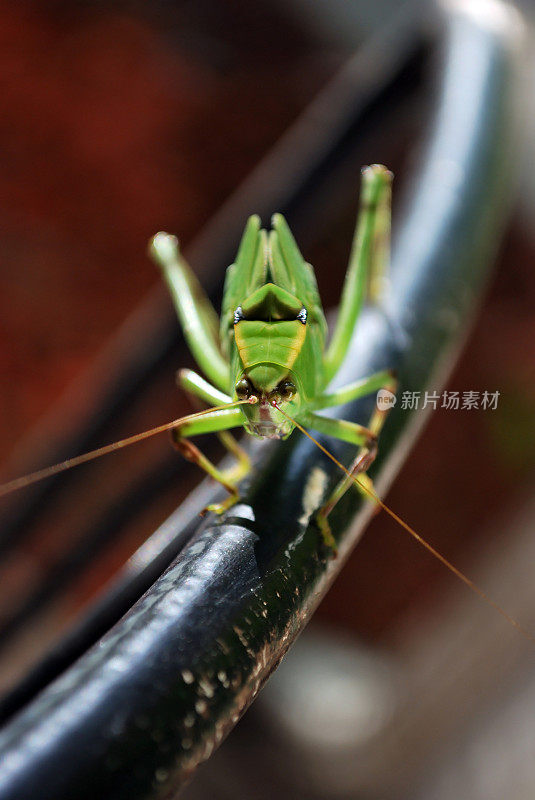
[[322, 165, 392, 385]]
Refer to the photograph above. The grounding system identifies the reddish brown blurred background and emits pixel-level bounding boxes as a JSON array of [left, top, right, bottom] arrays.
[[0, 1, 335, 453]]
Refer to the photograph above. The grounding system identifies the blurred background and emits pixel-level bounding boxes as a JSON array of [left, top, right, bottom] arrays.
[[0, 0, 534, 798]]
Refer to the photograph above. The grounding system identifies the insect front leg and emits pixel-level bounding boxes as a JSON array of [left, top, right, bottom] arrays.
[[178, 368, 252, 487], [171, 408, 248, 514], [215, 431, 252, 485], [300, 371, 397, 551], [298, 412, 377, 550], [170, 406, 247, 515]]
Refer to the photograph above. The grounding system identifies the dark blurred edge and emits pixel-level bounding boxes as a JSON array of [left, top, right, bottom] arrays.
[[0, 2, 526, 800]]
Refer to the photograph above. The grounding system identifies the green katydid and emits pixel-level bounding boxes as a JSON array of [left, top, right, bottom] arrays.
[[148, 163, 395, 547], [0, 163, 532, 641]]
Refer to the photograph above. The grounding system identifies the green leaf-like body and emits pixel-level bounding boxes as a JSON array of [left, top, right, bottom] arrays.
[[222, 214, 327, 403]]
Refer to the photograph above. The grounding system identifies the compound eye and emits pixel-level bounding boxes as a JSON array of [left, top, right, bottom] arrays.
[[278, 380, 296, 401], [235, 377, 253, 400]]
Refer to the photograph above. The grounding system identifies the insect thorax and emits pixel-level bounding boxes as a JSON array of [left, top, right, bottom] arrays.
[[231, 283, 320, 397]]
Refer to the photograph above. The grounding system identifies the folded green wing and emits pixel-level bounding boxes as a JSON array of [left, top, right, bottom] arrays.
[[220, 213, 328, 362], [269, 214, 327, 340], [220, 215, 267, 356]]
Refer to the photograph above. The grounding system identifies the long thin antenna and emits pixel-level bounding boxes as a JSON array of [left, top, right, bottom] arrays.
[[273, 401, 534, 643], [0, 400, 255, 498]]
